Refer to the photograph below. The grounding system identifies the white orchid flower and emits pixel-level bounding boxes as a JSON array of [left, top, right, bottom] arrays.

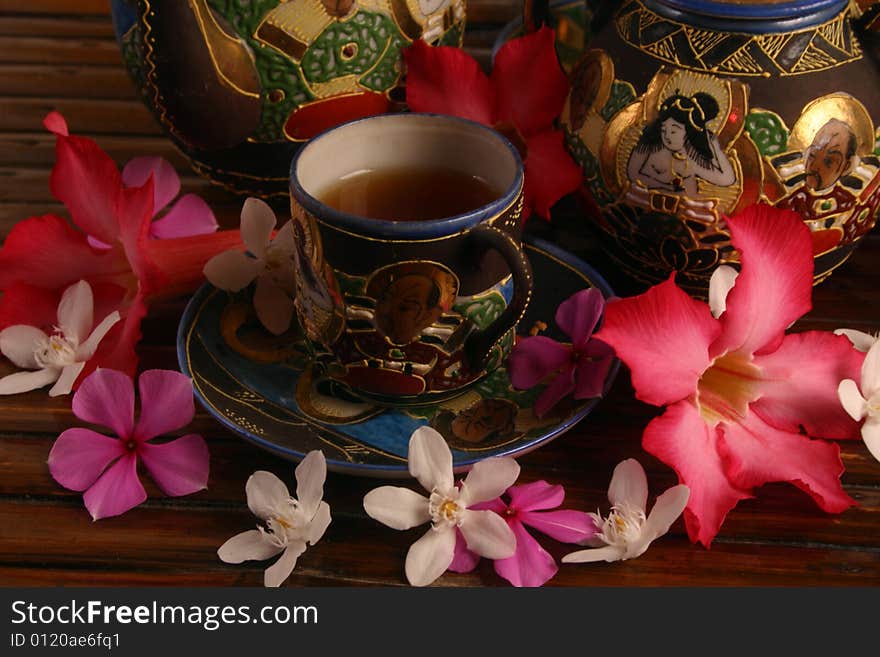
[[834, 328, 878, 353], [0, 280, 120, 397], [562, 459, 689, 563], [218, 451, 331, 587], [838, 340, 880, 463], [363, 427, 519, 586], [203, 197, 296, 335]]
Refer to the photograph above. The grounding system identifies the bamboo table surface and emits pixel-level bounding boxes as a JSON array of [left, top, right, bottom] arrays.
[[0, 1, 878, 588]]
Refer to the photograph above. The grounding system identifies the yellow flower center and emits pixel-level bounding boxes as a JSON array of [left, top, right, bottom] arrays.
[[696, 352, 763, 425], [439, 500, 460, 522]]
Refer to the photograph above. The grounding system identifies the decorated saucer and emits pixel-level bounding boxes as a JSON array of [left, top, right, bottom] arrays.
[[177, 236, 618, 477]]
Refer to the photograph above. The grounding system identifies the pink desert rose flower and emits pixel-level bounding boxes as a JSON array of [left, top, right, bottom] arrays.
[[449, 479, 597, 587], [594, 205, 864, 546], [48, 368, 209, 520], [508, 287, 614, 417], [404, 27, 582, 221]]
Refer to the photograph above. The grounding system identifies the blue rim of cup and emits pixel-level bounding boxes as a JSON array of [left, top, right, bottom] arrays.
[[288, 112, 525, 241]]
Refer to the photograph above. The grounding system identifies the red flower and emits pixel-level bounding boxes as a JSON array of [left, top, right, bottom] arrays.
[[594, 205, 864, 546], [0, 113, 242, 383], [404, 27, 581, 221]]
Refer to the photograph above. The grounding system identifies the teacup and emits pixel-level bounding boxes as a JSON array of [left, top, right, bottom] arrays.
[[288, 113, 532, 406]]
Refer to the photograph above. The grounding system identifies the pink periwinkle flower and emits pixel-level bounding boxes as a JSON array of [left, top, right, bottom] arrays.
[[449, 480, 597, 587], [508, 287, 614, 417], [48, 368, 209, 520]]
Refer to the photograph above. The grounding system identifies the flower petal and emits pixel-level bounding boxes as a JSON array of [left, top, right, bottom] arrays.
[[507, 480, 564, 512], [246, 471, 290, 521], [522, 130, 582, 220], [254, 275, 295, 336], [75, 311, 121, 361], [718, 412, 855, 514], [295, 450, 326, 518], [711, 206, 813, 357], [48, 427, 125, 491], [863, 418, 880, 462], [751, 331, 864, 439], [561, 544, 626, 563], [708, 265, 739, 319], [81, 292, 146, 381], [403, 39, 494, 125], [555, 288, 604, 349], [150, 194, 218, 239], [642, 400, 751, 547], [834, 328, 876, 352], [202, 250, 263, 292], [493, 519, 558, 587], [492, 26, 568, 137], [574, 352, 614, 400], [122, 156, 180, 215], [459, 508, 517, 559], [838, 379, 867, 421], [534, 363, 576, 417], [607, 458, 649, 512], [83, 452, 146, 520], [133, 369, 195, 441], [0, 325, 47, 368], [72, 368, 135, 438], [48, 361, 85, 397], [0, 368, 59, 395], [138, 434, 209, 497], [240, 198, 276, 259], [507, 335, 570, 390], [307, 500, 332, 546], [0, 214, 124, 291], [460, 456, 520, 506], [519, 508, 598, 544], [0, 283, 59, 334], [408, 426, 454, 494], [642, 484, 690, 545], [56, 280, 93, 345], [43, 111, 68, 136], [264, 541, 306, 588], [405, 527, 456, 587], [363, 486, 430, 530], [861, 339, 880, 400], [448, 529, 480, 573], [595, 275, 720, 407], [48, 129, 124, 244], [218, 529, 284, 564]]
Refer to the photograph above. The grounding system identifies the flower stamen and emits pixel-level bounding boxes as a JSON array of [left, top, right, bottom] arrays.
[[696, 352, 763, 426]]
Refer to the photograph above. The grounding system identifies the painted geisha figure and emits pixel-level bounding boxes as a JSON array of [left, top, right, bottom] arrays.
[[627, 92, 736, 198]]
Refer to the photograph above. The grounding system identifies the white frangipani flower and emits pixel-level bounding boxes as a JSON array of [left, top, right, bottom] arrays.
[[838, 340, 880, 463], [363, 427, 519, 586], [0, 280, 120, 396], [834, 328, 879, 353], [218, 451, 331, 587], [562, 459, 689, 563], [203, 197, 296, 335]]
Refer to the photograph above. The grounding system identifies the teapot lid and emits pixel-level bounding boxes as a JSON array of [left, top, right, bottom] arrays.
[[647, 0, 848, 27]]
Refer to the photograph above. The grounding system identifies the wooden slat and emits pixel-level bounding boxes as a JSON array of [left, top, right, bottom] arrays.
[[0, 132, 186, 168], [0, 97, 160, 134], [0, 35, 123, 65], [0, 63, 136, 99], [0, 0, 110, 15], [0, 15, 114, 38]]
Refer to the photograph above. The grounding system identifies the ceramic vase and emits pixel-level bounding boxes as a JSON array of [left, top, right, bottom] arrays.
[[110, 0, 466, 198], [561, 0, 880, 292]]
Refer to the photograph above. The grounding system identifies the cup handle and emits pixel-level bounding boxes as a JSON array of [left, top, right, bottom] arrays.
[[463, 223, 534, 369]]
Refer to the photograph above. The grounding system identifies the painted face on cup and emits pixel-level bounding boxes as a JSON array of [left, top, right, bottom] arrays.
[[374, 274, 443, 345], [661, 117, 687, 152], [804, 118, 857, 191]]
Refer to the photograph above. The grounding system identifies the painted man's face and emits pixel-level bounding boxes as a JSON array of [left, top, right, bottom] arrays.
[[375, 274, 441, 345], [804, 120, 856, 191]]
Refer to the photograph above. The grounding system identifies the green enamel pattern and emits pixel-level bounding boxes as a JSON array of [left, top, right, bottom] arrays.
[[745, 109, 790, 157]]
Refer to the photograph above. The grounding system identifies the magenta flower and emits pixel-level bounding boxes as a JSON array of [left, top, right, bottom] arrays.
[[48, 368, 209, 520], [508, 288, 614, 417], [449, 480, 597, 587]]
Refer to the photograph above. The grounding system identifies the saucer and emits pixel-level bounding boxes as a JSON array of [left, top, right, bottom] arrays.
[[177, 236, 618, 477]]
